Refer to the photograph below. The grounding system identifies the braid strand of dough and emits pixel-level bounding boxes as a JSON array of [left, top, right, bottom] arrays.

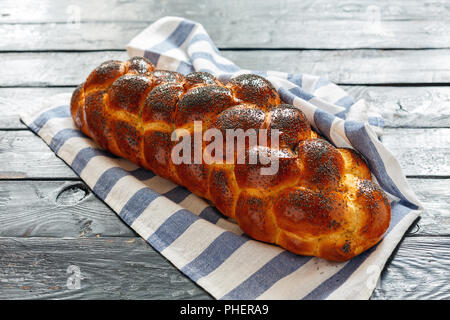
[[71, 57, 391, 261]]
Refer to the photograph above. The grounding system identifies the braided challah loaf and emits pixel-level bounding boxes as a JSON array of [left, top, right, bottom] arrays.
[[71, 56, 391, 261]]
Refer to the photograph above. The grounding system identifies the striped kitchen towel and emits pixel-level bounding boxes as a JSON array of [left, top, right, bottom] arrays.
[[21, 16, 422, 300]]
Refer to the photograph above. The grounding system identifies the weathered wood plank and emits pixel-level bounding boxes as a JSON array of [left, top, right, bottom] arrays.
[[0, 179, 446, 238], [343, 86, 450, 128], [1, 0, 450, 49], [406, 179, 450, 237], [371, 236, 450, 300], [223, 49, 450, 85], [0, 236, 447, 299], [3, 0, 450, 24], [3, 86, 450, 130], [0, 22, 145, 51], [0, 236, 212, 300], [0, 87, 70, 129], [1, 50, 450, 87], [1, 0, 446, 303], [2, 21, 450, 51], [1, 128, 448, 179], [382, 128, 450, 177], [0, 130, 77, 179], [0, 52, 127, 87], [0, 181, 136, 238]]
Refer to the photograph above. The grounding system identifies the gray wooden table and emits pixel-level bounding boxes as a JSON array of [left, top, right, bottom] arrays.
[[0, 0, 449, 300]]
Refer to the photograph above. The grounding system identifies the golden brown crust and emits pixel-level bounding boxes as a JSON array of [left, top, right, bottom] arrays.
[[84, 60, 126, 92], [267, 104, 312, 148], [234, 146, 300, 192], [208, 164, 239, 217], [296, 139, 345, 188], [273, 187, 349, 237], [143, 130, 173, 179], [175, 85, 236, 127], [70, 83, 86, 131], [235, 189, 278, 243], [84, 89, 111, 150], [153, 70, 185, 85], [143, 83, 184, 123], [108, 74, 154, 115], [227, 74, 281, 109], [70, 56, 391, 261]]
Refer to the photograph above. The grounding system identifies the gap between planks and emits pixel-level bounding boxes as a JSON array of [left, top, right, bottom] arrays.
[[0, 235, 448, 300], [2, 128, 449, 178], [1, 50, 450, 86], [2, 0, 450, 50], [2, 85, 450, 130], [0, 178, 447, 238]]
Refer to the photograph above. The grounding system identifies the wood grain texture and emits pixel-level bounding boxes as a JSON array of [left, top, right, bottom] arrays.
[[0, 22, 146, 51], [1, 128, 448, 179], [1, 0, 448, 300], [407, 179, 450, 237], [0, 181, 135, 238], [343, 86, 450, 128], [2, 50, 450, 87], [2, 21, 450, 51], [0, 87, 70, 129], [0, 51, 127, 87], [0, 236, 212, 300], [371, 237, 450, 300], [3, 0, 450, 24], [0, 236, 447, 300], [0, 130, 77, 179], [1, 0, 450, 49], [223, 49, 450, 85], [0, 178, 445, 239], [382, 128, 450, 177]]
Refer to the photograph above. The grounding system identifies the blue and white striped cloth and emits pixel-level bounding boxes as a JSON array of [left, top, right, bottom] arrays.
[[21, 16, 422, 300]]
